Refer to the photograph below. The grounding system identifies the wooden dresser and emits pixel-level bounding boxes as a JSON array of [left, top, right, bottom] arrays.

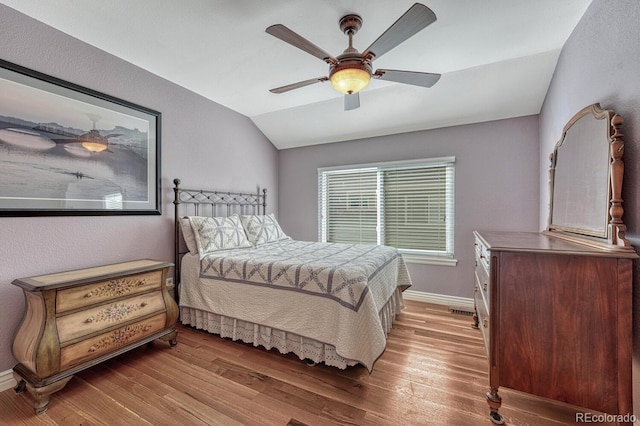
[[473, 230, 635, 424], [12, 259, 179, 414]]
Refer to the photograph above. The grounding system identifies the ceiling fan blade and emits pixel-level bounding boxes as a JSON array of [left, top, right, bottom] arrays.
[[363, 3, 437, 60], [269, 77, 329, 94], [374, 69, 441, 88], [266, 24, 336, 64], [344, 93, 360, 111]]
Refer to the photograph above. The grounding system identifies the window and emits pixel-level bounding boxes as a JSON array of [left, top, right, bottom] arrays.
[[318, 157, 456, 265]]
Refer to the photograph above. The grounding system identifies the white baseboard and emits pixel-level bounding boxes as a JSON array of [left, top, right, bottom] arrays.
[[0, 369, 16, 392], [403, 289, 474, 310]]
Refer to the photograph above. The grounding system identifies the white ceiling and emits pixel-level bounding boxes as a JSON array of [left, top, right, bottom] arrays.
[[0, 0, 592, 149]]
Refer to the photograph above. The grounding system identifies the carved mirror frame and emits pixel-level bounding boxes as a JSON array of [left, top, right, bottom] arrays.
[[544, 103, 633, 252]]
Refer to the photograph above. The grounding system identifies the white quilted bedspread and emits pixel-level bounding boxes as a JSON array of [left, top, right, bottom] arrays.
[[180, 240, 412, 370]]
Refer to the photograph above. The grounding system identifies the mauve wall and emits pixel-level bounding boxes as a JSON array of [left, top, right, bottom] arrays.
[[538, 0, 640, 414], [0, 6, 278, 373], [278, 116, 540, 298]]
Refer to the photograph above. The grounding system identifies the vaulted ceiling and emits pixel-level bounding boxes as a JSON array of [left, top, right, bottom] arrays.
[[0, 0, 592, 149]]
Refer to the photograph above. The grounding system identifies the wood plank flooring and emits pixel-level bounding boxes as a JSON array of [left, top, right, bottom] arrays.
[[0, 300, 614, 425]]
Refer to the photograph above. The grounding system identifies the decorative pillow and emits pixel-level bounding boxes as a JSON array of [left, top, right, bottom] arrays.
[[180, 217, 198, 254], [188, 214, 252, 256], [240, 213, 289, 246]]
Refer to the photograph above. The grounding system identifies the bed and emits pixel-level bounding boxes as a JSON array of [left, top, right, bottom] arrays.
[[173, 179, 412, 371]]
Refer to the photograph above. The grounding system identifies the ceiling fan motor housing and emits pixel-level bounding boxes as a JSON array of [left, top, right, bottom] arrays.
[[339, 14, 363, 35]]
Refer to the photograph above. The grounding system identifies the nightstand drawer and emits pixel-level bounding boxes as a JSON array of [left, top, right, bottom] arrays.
[[56, 270, 163, 313], [56, 291, 166, 343], [60, 312, 167, 370]]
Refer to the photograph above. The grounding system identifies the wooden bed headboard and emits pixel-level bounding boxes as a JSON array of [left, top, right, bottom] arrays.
[[172, 178, 267, 300]]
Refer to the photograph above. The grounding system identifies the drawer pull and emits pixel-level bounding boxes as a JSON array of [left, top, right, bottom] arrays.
[[483, 281, 488, 291], [88, 345, 96, 353], [85, 317, 95, 323], [140, 302, 148, 307], [85, 291, 93, 298], [483, 319, 488, 329]]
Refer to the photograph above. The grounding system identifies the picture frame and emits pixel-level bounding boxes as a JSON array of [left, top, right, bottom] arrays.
[[0, 59, 161, 216]]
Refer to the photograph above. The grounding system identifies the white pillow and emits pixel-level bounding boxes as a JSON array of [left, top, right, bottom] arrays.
[[188, 214, 252, 256], [240, 213, 289, 246], [180, 217, 198, 254]]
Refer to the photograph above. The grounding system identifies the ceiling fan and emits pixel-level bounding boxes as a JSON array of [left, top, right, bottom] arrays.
[[266, 3, 441, 111]]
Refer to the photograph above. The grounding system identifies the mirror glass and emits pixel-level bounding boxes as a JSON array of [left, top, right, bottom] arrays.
[[549, 106, 611, 238]]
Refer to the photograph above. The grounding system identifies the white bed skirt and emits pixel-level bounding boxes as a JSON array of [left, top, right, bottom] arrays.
[[180, 287, 405, 370]]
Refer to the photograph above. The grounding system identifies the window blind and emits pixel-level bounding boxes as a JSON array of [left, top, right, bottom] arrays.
[[320, 168, 378, 244], [382, 164, 453, 254], [319, 158, 455, 258]]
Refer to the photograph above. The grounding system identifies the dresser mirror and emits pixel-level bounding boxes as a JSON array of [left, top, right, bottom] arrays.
[[545, 103, 633, 252]]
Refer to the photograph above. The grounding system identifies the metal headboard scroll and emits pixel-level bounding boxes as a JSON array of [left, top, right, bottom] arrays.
[[172, 178, 267, 304]]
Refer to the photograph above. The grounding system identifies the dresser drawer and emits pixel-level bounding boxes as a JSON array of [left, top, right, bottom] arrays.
[[60, 312, 167, 370], [474, 283, 490, 357], [56, 270, 163, 314], [56, 291, 166, 344], [475, 254, 490, 310], [475, 239, 490, 270]]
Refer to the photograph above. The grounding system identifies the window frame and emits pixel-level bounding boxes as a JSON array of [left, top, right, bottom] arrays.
[[318, 157, 457, 266]]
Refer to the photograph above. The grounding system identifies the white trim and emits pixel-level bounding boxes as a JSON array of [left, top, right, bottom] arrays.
[[402, 290, 474, 310], [0, 369, 16, 392], [318, 156, 456, 173], [402, 253, 458, 266]]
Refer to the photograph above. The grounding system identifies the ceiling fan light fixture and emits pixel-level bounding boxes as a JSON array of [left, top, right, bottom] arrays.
[[330, 67, 371, 94]]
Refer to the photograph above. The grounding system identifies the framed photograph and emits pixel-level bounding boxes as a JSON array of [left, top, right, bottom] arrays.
[[0, 59, 161, 216]]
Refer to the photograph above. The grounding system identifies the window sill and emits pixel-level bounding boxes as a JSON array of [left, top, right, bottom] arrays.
[[400, 252, 458, 266]]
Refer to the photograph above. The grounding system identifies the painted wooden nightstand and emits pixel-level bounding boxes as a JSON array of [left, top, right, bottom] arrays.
[[12, 259, 178, 414]]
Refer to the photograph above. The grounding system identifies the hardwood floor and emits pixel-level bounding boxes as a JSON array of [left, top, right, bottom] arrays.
[[0, 300, 615, 425]]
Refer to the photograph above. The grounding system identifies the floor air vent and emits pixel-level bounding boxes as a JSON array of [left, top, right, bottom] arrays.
[[448, 306, 475, 316]]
